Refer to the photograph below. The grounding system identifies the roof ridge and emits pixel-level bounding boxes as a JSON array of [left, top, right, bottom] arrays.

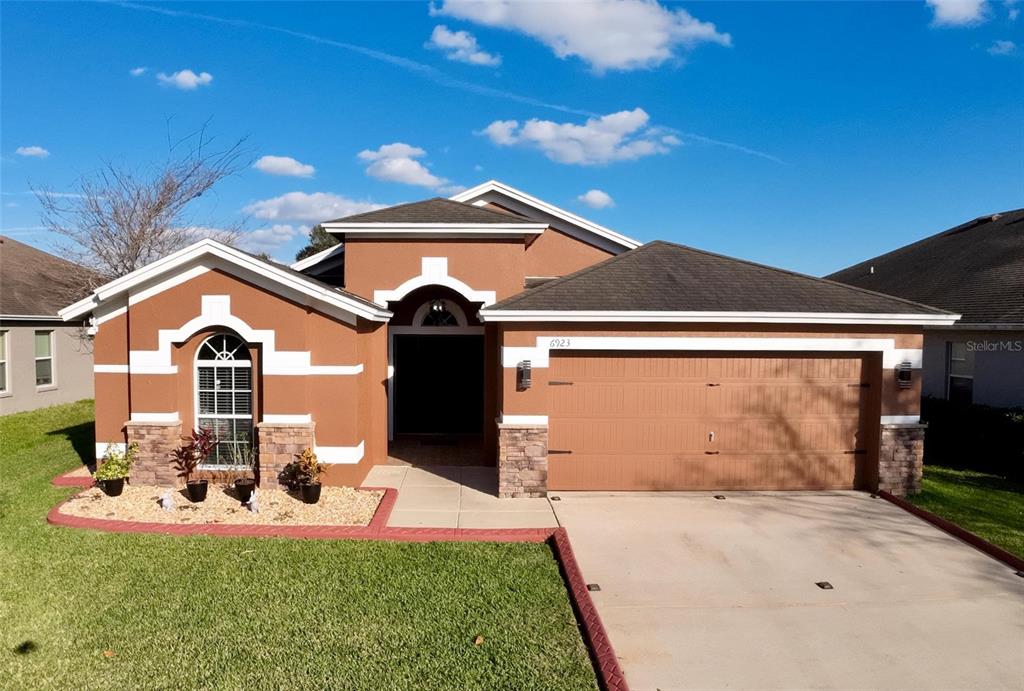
[[649, 239, 952, 315]]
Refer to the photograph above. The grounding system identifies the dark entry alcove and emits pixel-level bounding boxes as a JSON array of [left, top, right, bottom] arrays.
[[393, 334, 484, 434]]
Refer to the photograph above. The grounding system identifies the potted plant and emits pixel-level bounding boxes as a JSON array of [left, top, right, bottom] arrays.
[[294, 447, 324, 504], [227, 443, 257, 503], [172, 428, 217, 502], [92, 443, 138, 496]]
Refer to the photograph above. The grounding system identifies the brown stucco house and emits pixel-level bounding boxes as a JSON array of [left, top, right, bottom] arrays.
[[60, 180, 959, 496]]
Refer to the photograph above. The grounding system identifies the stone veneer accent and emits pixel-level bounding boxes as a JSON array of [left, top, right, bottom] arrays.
[[256, 422, 315, 489], [125, 419, 183, 486], [497, 423, 549, 498], [878, 423, 926, 496]]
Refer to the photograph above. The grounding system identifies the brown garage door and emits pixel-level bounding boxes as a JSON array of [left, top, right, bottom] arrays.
[[547, 352, 873, 491]]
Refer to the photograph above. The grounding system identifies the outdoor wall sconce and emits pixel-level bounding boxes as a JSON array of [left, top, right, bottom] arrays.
[[517, 360, 532, 391], [895, 361, 913, 389]]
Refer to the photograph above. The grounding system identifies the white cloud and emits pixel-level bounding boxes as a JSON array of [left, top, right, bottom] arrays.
[[988, 39, 1017, 54], [432, 0, 730, 72], [253, 155, 316, 177], [15, 146, 50, 158], [480, 108, 679, 165], [357, 142, 452, 189], [577, 189, 615, 209], [926, 0, 989, 25], [243, 192, 384, 223], [426, 25, 502, 66], [129, 66, 147, 77], [239, 224, 307, 254], [156, 69, 214, 90]]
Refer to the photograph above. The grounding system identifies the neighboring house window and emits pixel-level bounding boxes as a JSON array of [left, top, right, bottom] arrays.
[[35, 330, 54, 387], [0, 330, 8, 393], [195, 334, 253, 467], [946, 341, 974, 404]]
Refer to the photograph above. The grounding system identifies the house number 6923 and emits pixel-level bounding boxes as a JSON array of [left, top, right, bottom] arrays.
[[549, 338, 572, 348]]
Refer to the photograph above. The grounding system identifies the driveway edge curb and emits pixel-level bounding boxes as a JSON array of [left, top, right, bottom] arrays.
[[878, 490, 1024, 572]]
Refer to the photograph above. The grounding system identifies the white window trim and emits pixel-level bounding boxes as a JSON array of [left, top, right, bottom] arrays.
[[195, 334, 254, 470], [35, 329, 57, 390], [0, 330, 9, 396], [945, 341, 974, 401]]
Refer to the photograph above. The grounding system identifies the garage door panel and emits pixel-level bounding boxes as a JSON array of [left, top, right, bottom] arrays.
[[547, 352, 871, 491]]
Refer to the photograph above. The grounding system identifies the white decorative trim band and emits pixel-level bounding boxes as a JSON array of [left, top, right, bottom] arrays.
[[881, 348, 924, 369], [95, 364, 128, 373], [502, 336, 923, 370], [480, 309, 960, 327], [95, 442, 126, 459], [263, 414, 312, 424], [881, 415, 922, 425], [315, 441, 365, 464], [120, 295, 363, 376], [500, 414, 549, 425], [130, 412, 180, 423], [373, 257, 496, 307], [95, 364, 179, 374]]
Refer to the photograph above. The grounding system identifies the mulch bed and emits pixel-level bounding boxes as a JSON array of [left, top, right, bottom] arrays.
[[58, 484, 384, 527]]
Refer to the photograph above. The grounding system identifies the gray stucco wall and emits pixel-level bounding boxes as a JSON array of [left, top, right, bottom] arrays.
[[923, 329, 1024, 408], [0, 322, 94, 416]]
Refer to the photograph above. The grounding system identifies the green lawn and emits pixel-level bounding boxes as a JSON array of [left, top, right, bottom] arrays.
[[909, 465, 1024, 559], [0, 401, 597, 690]]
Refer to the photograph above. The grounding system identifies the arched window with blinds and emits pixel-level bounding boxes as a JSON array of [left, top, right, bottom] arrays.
[[195, 333, 253, 467]]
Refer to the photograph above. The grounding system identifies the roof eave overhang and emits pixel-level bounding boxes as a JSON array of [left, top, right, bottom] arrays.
[[928, 321, 1024, 330], [321, 222, 547, 241], [59, 239, 392, 324], [290, 243, 344, 272], [0, 314, 62, 321], [477, 310, 962, 326], [450, 180, 642, 252]]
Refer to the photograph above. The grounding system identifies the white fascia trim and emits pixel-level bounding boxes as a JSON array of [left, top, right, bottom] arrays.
[[290, 244, 344, 272], [59, 238, 392, 323], [373, 257, 496, 307], [263, 414, 312, 424], [450, 180, 641, 251], [500, 414, 549, 426], [501, 335, 922, 369], [0, 314, 61, 321], [479, 310, 960, 326], [323, 223, 547, 239], [130, 412, 180, 423], [95, 442, 126, 459], [881, 415, 922, 425], [126, 295, 365, 376], [315, 441, 364, 464]]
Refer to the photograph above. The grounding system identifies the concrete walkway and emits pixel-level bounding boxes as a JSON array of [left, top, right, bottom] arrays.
[[362, 465, 558, 529], [551, 491, 1024, 691]]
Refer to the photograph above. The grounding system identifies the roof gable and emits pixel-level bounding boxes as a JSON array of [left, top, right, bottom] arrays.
[[827, 209, 1024, 325], [481, 241, 957, 325], [324, 197, 542, 225], [59, 239, 391, 324], [450, 180, 641, 253]]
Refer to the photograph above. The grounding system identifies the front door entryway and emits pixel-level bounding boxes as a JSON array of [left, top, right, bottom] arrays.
[[393, 334, 484, 435]]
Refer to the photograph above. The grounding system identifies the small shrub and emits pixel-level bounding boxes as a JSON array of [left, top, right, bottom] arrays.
[[921, 396, 1024, 481], [92, 443, 139, 481], [171, 428, 218, 483], [280, 448, 323, 486]]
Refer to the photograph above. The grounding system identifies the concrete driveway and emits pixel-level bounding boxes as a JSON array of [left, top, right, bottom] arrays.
[[550, 491, 1024, 691]]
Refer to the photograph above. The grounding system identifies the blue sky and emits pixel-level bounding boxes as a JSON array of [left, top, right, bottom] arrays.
[[2, 0, 1021, 275]]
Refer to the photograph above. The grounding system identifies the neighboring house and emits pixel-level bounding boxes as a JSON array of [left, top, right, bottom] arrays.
[[828, 210, 1024, 408], [60, 180, 958, 496], [0, 236, 94, 415]]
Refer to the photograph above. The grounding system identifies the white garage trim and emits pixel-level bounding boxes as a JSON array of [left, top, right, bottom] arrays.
[[501, 335, 922, 370], [500, 414, 549, 425], [315, 441, 364, 464], [880, 415, 922, 425]]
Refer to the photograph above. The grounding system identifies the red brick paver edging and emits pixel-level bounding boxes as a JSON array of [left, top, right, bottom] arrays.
[[878, 490, 1024, 572], [52, 468, 94, 487], [46, 482, 628, 690]]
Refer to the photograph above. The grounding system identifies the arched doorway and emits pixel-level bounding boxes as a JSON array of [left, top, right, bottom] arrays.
[[387, 286, 486, 461]]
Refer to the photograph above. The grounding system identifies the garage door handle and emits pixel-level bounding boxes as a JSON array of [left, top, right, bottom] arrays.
[[707, 383, 721, 387], [548, 449, 573, 455], [704, 451, 720, 455], [548, 380, 574, 386]]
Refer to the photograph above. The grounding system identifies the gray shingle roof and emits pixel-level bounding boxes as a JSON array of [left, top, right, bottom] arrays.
[[0, 236, 93, 317], [826, 209, 1024, 325], [485, 240, 952, 315], [324, 197, 535, 225]]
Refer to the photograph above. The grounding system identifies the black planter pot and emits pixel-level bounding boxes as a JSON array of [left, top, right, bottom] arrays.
[[235, 479, 256, 503], [98, 477, 126, 497], [299, 482, 322, 504], [185, 479, 209, 503]]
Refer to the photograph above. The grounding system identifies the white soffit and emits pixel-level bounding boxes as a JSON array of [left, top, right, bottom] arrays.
[[450, 180, 641, 253]]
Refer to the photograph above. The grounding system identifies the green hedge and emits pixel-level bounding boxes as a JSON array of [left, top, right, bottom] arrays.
[[921, 396, 1024, 481]]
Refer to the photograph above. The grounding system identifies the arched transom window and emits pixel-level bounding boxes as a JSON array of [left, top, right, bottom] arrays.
[[195, 333, 252, 467]]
